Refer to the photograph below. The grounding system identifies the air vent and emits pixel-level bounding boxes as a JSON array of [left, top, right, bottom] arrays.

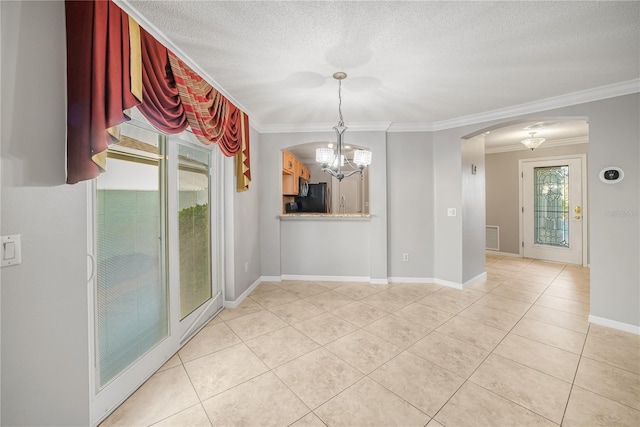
[[486, 225, 499, 251]]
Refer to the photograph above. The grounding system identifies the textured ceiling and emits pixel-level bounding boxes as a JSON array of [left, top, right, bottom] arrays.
[[121, 0, 639, 135]]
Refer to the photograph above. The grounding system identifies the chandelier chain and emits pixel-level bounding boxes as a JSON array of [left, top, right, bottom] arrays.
[[337, 79, 344, 126]]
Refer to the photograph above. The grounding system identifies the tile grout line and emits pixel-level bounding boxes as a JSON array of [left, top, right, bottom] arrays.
[[134, 258, 596, 426], [430, 257, 570, 425], [260, 284, 440, 425], [559, 321, 592, 426], [173, 354, 216, 427]]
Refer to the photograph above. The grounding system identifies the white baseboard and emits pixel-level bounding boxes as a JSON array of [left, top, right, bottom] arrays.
[[225, 271, 484, 308], [463, 272, 487, 289], [588, 315, 640, 336], [486, 250, 521, 258], [434, 278, 464, 290], [389, 277, 437, 284], [388, 276, 469, 290], [224, 277, 261, 308], [281, 274, 370, 282]]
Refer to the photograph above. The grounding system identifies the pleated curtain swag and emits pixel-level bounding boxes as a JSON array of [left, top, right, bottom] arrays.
[[65, 0, 251, 191]]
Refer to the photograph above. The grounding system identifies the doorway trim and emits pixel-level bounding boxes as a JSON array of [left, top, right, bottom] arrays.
[[518, 154, 588, 266]]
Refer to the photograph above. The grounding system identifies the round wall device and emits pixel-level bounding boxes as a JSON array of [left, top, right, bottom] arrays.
[[599, 167, 624, 184]]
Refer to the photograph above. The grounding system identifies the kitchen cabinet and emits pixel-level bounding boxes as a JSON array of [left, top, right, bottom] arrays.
[[282, 172, 299, 195], [283, 150, 295, 173], [301, 164, 311, 181], [282, 150, 310, 201], [296, 160, 303, 178]]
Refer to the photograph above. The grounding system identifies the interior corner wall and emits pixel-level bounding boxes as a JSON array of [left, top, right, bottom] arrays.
[[1, 1, 90, 425], [0, 2, 3, 421], [587, 94, 639, 328], [431, 93, 639, 329], [462, 136, 486, 283], [231, 127, 262, 299], [485, 143, 589, 255], [433, 129, 464, 284], [258, 132, 292, 278], [386, 132, 434, 278], [258, 130, 387, 281]]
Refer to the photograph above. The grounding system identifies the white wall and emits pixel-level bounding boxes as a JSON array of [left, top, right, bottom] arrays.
[[462, 136, 486, 283], [1, 2, 4, 420], [281, 219, 370, 277], [259, 130, 387, 281], [430, 94, 639, 329], [386, 132, 435, 279], [228, 127, 262, 301], [485, 143, 589, 255], [587, 95, 639, 328], [1, 1, 91, 425], [432, 129, 464, 284], [1, 8, 638, 427]]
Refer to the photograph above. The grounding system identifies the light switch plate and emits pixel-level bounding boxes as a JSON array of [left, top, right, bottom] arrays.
[[447, 208, 457, 217], [2, 234, 22, 267]]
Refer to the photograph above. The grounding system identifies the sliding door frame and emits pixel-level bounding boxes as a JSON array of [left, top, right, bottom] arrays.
[[87, 118, 225, 426]]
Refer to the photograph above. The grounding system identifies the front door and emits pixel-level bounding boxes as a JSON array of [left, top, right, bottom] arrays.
[[522, 156, 585, 265]]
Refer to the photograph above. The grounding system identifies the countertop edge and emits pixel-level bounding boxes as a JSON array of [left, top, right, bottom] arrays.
[[279, 214, 371, 221]]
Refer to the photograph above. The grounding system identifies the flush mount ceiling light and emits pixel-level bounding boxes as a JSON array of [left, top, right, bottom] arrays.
[[316, 72, 372, 181], [521, 131, 546, 150]]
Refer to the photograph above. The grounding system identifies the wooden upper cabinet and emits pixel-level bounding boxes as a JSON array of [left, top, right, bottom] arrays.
[[283, 151, 295, 174], [282, 150, 311, 196], [282, 173, 299, 195], [296, 160, 305, 179]]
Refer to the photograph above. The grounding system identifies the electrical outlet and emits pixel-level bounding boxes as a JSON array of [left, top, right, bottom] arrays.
[[244, 262, 249, 273], [402, 253, 409, 262], [447, 208, 457, 217]]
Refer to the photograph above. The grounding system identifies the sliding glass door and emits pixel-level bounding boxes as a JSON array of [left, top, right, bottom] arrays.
[[90, 120, 223, 424], [177, 143, 212, 319], [169, 134, 223, 343], [95, 123, 169, 389]]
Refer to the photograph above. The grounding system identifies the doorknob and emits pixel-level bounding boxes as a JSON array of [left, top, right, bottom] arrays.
[[575, 215, 581, 219], [574, 206, 581, 214]]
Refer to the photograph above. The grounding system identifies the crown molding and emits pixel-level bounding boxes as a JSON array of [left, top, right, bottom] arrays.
[[258, 122, 392, 134], [430, 79, 640, 132], [109, 7, 639, 136], [485, 135, 589, 154], [387, 122, 435, 133], [269, 79, 638, 134]]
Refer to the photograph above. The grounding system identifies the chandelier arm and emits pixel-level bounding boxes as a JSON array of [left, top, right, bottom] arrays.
[[320, 167, 340, 177], [344, 156, 355, 168], [342, 169, 363, 178], [317, 72, 370, 182]]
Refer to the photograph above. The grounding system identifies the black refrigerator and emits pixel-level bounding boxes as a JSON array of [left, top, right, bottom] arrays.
[[295, 182, 328, 213]]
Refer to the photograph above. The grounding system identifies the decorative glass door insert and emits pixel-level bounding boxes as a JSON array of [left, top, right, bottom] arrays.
[[522, 157, 583, 265], [534, 165, 569, 248]]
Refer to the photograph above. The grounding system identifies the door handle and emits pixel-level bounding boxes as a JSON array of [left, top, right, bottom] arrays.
[[574, 206, 581, 214], [575, 215, 581, 219]]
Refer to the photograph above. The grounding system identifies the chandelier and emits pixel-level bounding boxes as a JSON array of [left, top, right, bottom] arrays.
[[521, 131, 546, 150], [316, 72, 372, 181]]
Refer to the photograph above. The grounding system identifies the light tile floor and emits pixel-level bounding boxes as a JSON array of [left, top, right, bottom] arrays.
[[101, 255, 640, 426]]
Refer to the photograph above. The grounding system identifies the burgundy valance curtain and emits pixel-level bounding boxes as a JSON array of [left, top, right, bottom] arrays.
[[65, 0, 142, 184], [65, 0, 251, 191], [136, 27, 188, 135]]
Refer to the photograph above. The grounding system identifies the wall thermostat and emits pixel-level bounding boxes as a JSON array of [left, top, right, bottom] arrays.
[[599, 167, 624, 184]]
